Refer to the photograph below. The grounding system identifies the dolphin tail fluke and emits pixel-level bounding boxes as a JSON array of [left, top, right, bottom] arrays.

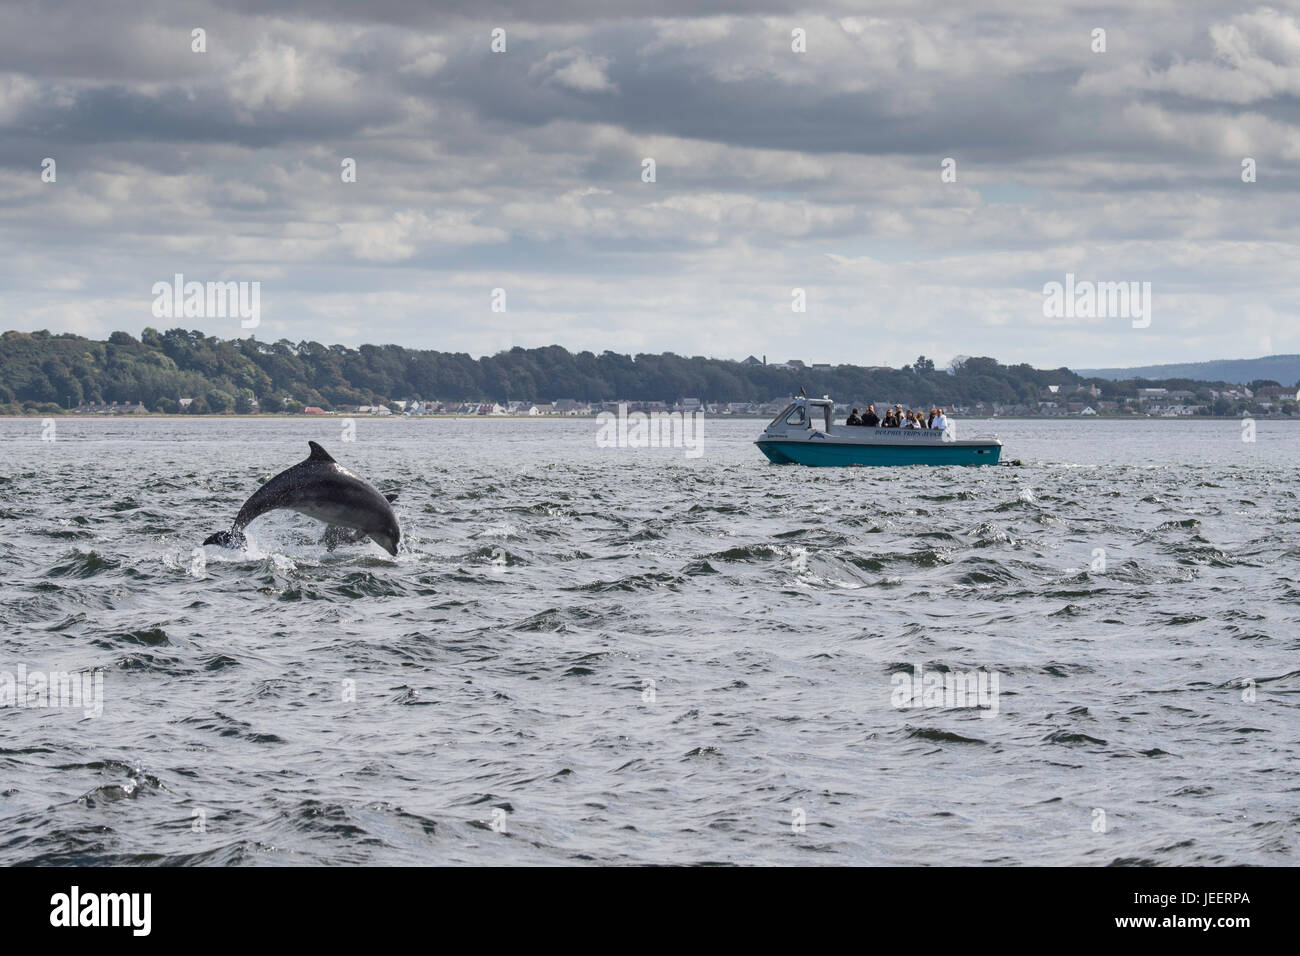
[[203, 529, 247, 549]]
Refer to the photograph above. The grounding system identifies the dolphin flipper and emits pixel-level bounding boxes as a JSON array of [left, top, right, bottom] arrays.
[[320, 493, 398, 551], [320, 525, 369, 551]]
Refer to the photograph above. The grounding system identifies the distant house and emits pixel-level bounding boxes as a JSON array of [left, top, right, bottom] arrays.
[[78, 401, 148, 414], [742, 355, 763, 365], [1253, 385, 1292, 401], [178, 397, 194, 408], [303, 406, 326, 415]]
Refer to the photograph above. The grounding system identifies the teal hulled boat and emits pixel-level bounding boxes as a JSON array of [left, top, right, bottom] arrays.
[[755, 397, 1002, 467]]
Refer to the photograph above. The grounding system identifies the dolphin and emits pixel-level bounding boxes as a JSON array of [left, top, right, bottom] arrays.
[[204, 441, 401, 556]]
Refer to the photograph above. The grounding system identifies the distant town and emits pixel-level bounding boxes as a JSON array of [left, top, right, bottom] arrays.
[[3, 330, 1298, 420], [65, 380, 1298, 421]]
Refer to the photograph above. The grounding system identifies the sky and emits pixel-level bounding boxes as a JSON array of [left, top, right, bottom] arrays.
[[2, 0, 1299, 369]]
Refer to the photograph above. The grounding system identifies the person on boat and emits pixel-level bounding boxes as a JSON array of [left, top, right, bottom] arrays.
[[881, 409, 895, 427], [927, 408, 937, 428], [861, 405, 880, 427], [933, 408, 949, 432], [903, 411, 919, 429], [846, 408, 861, 426]]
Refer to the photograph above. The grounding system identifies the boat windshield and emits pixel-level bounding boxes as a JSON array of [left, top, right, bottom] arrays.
[[766, 401, 831, 431], [768, 403, 802, 428]]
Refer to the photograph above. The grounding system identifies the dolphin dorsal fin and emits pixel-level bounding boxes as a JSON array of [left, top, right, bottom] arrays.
[[307, 441, 336, 463]]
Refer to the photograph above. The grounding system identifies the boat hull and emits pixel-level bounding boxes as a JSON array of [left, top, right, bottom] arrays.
[[756, 438, 1001, 467]]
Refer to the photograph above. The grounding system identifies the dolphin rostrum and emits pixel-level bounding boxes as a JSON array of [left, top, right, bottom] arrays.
[[203, 441, 401, 556]]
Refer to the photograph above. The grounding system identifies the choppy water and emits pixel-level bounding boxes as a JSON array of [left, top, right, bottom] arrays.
[[1, 416, 1296, 865]]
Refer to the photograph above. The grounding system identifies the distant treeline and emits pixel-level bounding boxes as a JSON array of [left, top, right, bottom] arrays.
[[0, 327, 1268, 414]]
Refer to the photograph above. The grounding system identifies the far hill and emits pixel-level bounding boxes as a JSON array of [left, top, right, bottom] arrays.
[[1077, 355, 1300, 385]]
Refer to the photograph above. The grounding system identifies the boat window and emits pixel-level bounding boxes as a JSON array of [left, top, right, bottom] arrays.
[[767, 403, 797, 428], [784, 406, 807, 426]]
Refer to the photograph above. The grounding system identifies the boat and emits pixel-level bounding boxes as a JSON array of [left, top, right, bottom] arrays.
[[755, 396, 1002, 466]]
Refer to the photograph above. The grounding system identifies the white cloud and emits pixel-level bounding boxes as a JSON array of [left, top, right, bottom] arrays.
[[534, 49, 617, 93], [1079, 8, 1300, 104]]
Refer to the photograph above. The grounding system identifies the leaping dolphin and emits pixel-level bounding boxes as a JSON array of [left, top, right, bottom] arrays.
[[204, 441, 401, 556]]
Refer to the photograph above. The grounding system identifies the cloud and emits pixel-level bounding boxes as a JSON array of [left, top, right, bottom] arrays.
[[533, 49, 618, 93], [1078, 8, 1300, 105]]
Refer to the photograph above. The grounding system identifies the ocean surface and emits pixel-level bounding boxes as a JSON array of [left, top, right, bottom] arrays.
[[1, 415, 1296, 866]]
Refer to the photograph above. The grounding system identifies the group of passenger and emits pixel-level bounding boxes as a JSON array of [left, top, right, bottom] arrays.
[[845, 404, 949, 430]]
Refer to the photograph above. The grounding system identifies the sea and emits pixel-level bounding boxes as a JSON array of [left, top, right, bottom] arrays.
[[0, 415, 1296, 865]]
